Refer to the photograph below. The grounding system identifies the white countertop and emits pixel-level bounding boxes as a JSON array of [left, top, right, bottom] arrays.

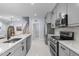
[[0, 33, 31, 55], [59, 40, 79, 55]]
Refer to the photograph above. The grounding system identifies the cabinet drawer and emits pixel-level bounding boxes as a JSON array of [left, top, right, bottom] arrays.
[[59, 43, 69, 56], [69, 50, 79, 56], [1, 42, 21, 56], [1, 48, 14, 56]]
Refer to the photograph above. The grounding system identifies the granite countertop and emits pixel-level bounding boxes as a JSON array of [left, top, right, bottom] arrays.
[[50, 35, 79, 55], [59, 40, 79, 55], [0, 33, 31, 55]]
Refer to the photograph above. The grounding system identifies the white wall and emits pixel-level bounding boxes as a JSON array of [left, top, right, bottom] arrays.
[[53, 3, 79, 42], [0, 21, 8, 37], [30, 17, 44, 40], [9, 17, 28, 35]]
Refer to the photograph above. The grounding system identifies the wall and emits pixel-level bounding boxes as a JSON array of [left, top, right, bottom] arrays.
[[53, 3, 79, 42], [9, 17, 29, 35], [30, 17, 44, 40], [0, 21, 8, 38]]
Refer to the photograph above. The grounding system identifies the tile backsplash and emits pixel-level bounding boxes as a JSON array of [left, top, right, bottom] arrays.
[[55, 27, 79, 41]]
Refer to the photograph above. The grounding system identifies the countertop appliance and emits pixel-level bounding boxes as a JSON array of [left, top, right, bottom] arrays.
[[60, 31, 74, 40], [49, 36, 60, 56]]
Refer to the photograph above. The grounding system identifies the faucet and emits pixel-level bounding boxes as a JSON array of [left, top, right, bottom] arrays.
[[7, 26, 15, 40], [7, 27, 11, 40]]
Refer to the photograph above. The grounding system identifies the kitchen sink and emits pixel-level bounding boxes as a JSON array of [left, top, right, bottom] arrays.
[[3, 38, 22, 43]]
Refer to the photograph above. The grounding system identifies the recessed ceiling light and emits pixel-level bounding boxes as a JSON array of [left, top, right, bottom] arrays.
[[34, 13, 37, 16], [31, 3, 35, 5]]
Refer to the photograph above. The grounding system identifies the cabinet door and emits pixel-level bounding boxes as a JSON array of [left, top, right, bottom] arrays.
[[59, 43, 69, 56], [26, 36, 31, 53], [21, 39, 27, 56], [51, 6, 57, 28], [69, 50, 79, 56], [46, 12, 52, 23], [0, 49, 14, 56], [56, 3, 67, 19], [68, 3, 79, 26], [12, 47, 22, 56]]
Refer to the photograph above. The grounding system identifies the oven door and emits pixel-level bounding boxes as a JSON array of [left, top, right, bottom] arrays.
[[49, 40, 57, 56]]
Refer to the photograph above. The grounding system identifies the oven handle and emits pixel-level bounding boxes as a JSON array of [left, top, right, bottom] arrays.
[[61, 46, 65, 50]]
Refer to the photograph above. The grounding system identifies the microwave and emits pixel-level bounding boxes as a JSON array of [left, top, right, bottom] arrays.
[[60, 31, 74, 40], [55, 14, 68, 27]]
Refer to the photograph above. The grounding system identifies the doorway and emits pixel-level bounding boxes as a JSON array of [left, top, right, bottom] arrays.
[[32, 22, 40, 40]]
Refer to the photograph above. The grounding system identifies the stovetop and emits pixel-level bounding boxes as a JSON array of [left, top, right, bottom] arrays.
[[51, 36, 60, 40], [50, 36, 60, 44]]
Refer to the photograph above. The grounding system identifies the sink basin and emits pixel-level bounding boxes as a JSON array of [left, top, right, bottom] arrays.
[[3, 38, 22, 43]]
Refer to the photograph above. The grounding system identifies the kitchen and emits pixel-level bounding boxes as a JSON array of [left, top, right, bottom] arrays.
[[45, 3, 79, 56], [0, 3, 79, 56]]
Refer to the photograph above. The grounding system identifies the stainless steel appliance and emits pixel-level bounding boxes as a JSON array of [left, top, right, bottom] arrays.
[[45, 23, 55, 45], [55, 14, 68, 27], [49, 36, 60, 56], [60, 31, 74, 40]]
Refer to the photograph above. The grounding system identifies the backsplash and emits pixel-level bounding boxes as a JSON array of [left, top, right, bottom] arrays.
[[55, 27, 79, 41], [0, 16, 29, 38]]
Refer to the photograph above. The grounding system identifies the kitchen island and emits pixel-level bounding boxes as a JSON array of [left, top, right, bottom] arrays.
[[0, 34, 31, 56]]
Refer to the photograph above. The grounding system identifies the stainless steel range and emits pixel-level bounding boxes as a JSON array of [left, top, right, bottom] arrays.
[[49, 31, 74, 56], [49, 36, 60, 56]]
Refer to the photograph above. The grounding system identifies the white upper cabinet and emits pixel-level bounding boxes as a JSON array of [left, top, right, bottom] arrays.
[[68, 3, 79, 26], [56, 3, 67, 19], [51, 5, 57, 28], [46, 12, 52, 23], [51, 3, 67, 28]]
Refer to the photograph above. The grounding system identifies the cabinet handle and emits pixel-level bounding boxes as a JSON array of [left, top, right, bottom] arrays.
[[6, 52, 11, 56], [22, 46, 24, 51], [61, 46, 65, 50]]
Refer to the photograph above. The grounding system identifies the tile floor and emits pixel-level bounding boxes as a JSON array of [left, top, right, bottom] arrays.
[[27, 39, 51, 56]]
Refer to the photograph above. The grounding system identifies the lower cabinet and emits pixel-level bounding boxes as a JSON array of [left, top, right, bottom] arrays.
[[12, 39, 26, 56], [12, 47, 22, 56], [1, 38, 27, 56], [59, 43, 79, 56], [21, 38, 27, 56], [26, 35, 31, 53], [0, 49, 14, 56], [59, 43, 69, 56], [69, 50, 79, 56]]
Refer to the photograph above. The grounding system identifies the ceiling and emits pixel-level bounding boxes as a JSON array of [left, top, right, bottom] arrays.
[[0, 3, 56, 24], [0, 3, 56, 18]]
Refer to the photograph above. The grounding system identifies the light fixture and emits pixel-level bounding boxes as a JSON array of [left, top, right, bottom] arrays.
[[30, 3, 35, 5], [34, 13, 37, 16]]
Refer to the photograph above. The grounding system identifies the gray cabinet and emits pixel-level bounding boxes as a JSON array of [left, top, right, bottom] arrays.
[[26, 35, 31, 53], [59, 43, 69, 56], [59, 43, 78, 56], [21, 38, 27, 56], [13, 39, 27, 56], [1, 38, 27, 56], [12, 47, 22, 56], [1, 49, 14, 56]]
